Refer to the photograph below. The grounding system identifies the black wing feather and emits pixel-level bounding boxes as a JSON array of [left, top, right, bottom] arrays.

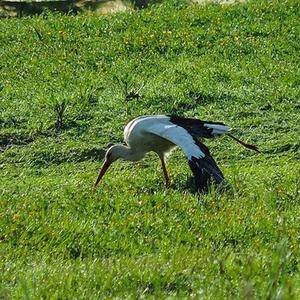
[[188, 138, 225, 192], [169, 115, 226, 138]]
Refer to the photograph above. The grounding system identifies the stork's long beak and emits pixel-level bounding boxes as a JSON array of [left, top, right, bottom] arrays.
[[94, 160, 111, 188]]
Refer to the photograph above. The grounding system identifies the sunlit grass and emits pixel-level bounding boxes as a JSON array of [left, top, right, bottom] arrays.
[[1, 0, 300, 298]]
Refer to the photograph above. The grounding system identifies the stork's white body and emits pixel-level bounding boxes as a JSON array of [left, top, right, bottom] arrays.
[[95, 115, 237, 192], [124, 115, 231, 160], [124, 115, 175, 160]]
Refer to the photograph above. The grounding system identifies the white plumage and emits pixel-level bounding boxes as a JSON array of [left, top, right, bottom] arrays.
[[125, 115, 209, 159]]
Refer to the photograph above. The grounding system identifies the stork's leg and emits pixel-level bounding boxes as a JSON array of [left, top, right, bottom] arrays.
[[159, 156, 170, 188]]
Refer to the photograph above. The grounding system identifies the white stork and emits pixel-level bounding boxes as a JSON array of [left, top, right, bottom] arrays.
[[94, 115, 260, 192]]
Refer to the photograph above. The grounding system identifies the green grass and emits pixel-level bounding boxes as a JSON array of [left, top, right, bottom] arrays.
[[1, 0, 300, 298]]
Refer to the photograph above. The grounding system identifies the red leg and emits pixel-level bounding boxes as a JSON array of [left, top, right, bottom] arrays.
[[160, 156, 170, 188]]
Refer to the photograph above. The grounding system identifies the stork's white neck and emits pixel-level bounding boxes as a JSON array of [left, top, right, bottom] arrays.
[[112, 144, 145, 162]]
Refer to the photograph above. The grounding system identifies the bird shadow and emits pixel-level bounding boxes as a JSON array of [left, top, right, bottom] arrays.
[[181, 177, 233, 195], [181, 176, 198, 193]]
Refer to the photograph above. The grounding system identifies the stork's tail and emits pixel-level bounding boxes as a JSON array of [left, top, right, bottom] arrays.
[[203, 123, 231, 136], [227, 133, 261, 153], [202, 120, 260, 153]]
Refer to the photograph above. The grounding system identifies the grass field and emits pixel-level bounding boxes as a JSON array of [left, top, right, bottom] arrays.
[[1, 0, 300, 298]]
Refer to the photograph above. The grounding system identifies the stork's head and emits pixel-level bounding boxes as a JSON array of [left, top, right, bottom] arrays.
[[94, 144, 123, 188]]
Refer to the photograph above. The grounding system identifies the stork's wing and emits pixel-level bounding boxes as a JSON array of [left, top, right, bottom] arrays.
[[169, 116, 231, 138], [146, 123, 225, 192]]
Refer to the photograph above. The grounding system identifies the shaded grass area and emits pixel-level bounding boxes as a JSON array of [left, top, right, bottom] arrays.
[[1, 0, 300, 298]]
